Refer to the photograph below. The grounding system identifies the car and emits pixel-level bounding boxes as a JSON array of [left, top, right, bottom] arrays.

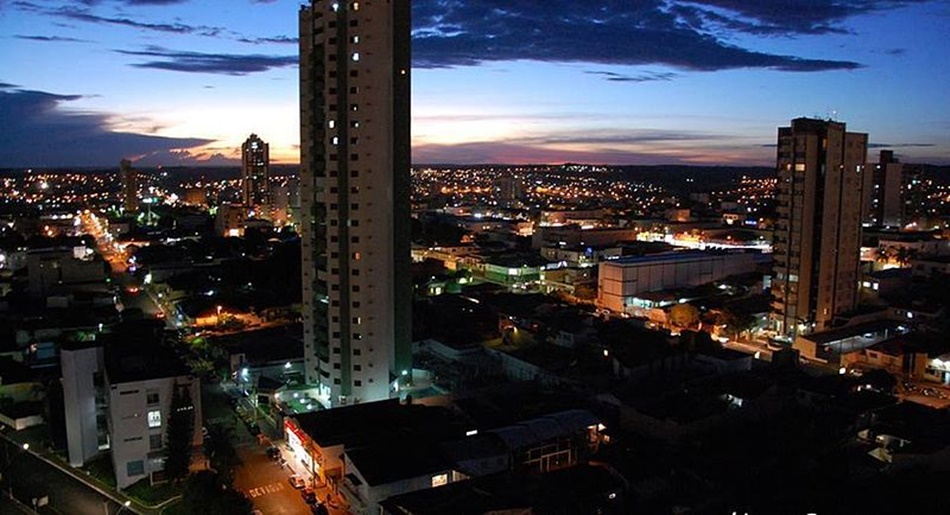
[[289, 475, 306, 489], [301, 487, 317, 504]]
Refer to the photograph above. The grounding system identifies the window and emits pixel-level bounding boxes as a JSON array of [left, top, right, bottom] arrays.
[[351, 35, 359, 43], [126, 460, 145, 477], [354, 380, 362, 387], [431, 473, 448, 487], [150, 433, 163, 450], [146, 392, 159, 405], [332, 347, 341, 354], [333, 363, 341, 369], [353, 349, 361, 356], [148, 410, 162, 428], [354, 365, 361, 371], [351, 52, 360, 62]]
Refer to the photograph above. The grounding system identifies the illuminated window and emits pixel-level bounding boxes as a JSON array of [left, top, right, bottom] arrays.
[[431, 473, 448, 487], [147, 410, 162, 428]]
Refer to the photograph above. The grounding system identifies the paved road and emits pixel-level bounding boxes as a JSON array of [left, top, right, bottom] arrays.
[[233, 445, 313, 515], [0, 439, 130, 515]]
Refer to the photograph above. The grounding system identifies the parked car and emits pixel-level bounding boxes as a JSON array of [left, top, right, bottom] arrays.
[[288, 475, 306, 489], [301, 487, 317, 504]]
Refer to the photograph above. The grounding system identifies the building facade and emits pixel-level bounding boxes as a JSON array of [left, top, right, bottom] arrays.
[[598, 251, 765, 314], [241, 133, 271, 217], [770, 118, 869, 338], [120, 159, 138, 214], [61, 328, 203, 489], [299, 0, 412, 407], [869, 150, 903, 227]]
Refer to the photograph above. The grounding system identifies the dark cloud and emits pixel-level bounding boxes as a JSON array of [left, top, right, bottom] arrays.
[[411, 1, 872, 72], [73, 1, 190, 5], [0, 82, 19, 89], [116, 46, 297, 75], [585, 70, 678, 83], [236, 35, 298, 45], [675, 1, 931, 36], [15, 34, 91, 42], [525, 131, 728, 145], [12, 3, 228, 36], [134, 149, 239, 167], [868, 142, 935, 148], [0, 87, 212, 167], [413, 141, 705, 166], [14, 2, 296, 45]]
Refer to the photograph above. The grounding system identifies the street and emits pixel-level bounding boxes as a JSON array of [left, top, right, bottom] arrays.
[[0, 438, 130, 515]]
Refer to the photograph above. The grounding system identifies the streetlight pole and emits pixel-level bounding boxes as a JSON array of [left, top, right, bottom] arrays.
[[103, 499, 131, 515]]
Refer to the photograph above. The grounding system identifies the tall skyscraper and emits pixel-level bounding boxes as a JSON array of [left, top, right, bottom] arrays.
[[120, 159, 138, 214], [241, 133, 271, 217], [770, 118, 869, 339], [299, 0, 411, 407]]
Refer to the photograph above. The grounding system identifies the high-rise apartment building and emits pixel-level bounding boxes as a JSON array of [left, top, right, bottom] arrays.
[[241, 133, 271, 217], [869, 150, 903, 228], [120, 159, 138, 213], [770, 118, 869, 339], [299, 0, 411, 407]]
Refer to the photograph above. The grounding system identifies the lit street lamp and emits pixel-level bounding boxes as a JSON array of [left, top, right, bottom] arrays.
[[102, 499, 131, 515]]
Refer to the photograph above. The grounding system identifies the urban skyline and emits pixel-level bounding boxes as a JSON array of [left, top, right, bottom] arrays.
[[2, 0, 949, 167]]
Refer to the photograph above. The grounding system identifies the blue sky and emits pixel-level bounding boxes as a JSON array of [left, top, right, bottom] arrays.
[[1, 0, 948, 167]]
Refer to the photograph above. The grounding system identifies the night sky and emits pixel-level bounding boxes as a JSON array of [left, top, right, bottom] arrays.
[[1, 0, 948, 167]]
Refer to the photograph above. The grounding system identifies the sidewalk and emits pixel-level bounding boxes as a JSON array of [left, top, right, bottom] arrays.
[[272, 441, 348, 515]]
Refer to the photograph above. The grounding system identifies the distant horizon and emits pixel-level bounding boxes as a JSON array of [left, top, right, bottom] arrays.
[[6, 158, 950, 172]]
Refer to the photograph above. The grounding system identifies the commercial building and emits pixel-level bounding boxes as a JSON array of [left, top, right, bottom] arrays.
[[597, 251, 764, 315], [770, 118, 869, 338], [299, 0, 412, 407], [241, 133, 271, 217]]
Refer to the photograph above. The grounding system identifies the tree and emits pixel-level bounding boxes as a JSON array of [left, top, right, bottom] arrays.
[[669, 303, 700, 329], [203, 423, 240, 484], [181, 470, 252, 515], [164, 383, 195, 481]]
